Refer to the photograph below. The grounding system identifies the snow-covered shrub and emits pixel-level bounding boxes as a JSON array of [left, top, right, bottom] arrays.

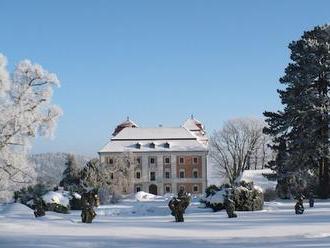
[[232, 181, 263, 211], [42, 191, 70, 214], [203, 181, 264, 212], [207, 189, 227, 212], [204, 185, 220, 198]]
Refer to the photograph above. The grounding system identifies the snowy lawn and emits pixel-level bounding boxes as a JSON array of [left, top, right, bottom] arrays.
[[1, 198, 330, 247]]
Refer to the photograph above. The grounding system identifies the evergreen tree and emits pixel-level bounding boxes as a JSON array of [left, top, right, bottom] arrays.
[[264, 25, 330, 198], [59, 154, 81, 192]]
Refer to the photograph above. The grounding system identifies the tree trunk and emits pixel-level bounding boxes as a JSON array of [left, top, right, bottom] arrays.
[[319, 157, 329, 198], [318, 79, 329, 199]]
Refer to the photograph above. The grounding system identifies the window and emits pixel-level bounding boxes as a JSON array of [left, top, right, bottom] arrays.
[[106, 157, 113, 164], [136, 142, 141, 149], [150, 172, 156, 181], [193, 157, 198, 164], [179, 157, 184, 164], [164, 157, 170, 164], [165, 171, 170, 179], [136, 157, 141, 164], [193, 185, 199, 193], [150, 142, 155, 148], [179, 169, 185, 178], [110, 173, 114, 180], [164, 142, 170, 148], [150, 157, 155, 164], [136, 186, 141, 192], [165, 185, 171, 193], [136, 171, 141, 179], [193, 170, 198, 178]]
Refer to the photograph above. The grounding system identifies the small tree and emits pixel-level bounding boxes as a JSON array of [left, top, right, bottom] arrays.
[[59, 154, 81, 192]]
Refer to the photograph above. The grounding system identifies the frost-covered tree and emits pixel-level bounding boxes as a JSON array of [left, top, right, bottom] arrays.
[[0, 54, 62, 201], [209, 118, 272, 185], [80, 153, 136, 203], [264, 25, 330, 198], [109, 153, 136, 196]]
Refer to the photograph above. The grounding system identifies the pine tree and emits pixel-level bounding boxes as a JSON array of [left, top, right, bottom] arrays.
[[264, 25, 330, 198], [59, 154, 81, 192]]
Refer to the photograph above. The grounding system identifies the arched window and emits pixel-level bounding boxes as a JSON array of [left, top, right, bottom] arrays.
[[136, 171, 141, 179]]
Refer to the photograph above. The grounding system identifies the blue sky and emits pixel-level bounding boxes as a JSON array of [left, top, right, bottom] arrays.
[[1, 0, 329, 156]]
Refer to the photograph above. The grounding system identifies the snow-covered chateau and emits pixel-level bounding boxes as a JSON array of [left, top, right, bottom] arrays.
[[98, 116, 208, 195]]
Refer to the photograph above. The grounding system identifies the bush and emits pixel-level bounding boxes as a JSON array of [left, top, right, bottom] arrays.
[[45, 203, 70, 214], [205, 185, 219, 198], [232, 181, 264, 211], [263, 188, 277, 202], [13, 184, 50, 208], [203, 181, 264, 212]]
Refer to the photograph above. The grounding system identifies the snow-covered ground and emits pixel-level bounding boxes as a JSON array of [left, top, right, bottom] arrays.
[[1, 194, 330, 248]]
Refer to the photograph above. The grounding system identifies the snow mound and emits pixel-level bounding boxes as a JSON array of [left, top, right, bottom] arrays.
[[135, 191, 157, 202], [236, 169, 277, 191], [42, 191, 70, 207], [0, 203, 34, 218]]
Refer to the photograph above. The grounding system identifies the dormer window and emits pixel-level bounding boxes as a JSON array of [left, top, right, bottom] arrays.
[[149, 142, 155, 148], [164, 142, 170, 148], [136, 142, 141, 149]]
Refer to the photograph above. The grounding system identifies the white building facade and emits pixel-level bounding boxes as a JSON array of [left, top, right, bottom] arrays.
[[98, 116, 208, 195]]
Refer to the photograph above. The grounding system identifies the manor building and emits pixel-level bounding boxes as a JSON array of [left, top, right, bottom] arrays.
[[98, 116, 208, 195]]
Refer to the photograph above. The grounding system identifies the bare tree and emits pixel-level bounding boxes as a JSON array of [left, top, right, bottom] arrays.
[[109, 153, 136, 195], [209, 118, 272, 185]]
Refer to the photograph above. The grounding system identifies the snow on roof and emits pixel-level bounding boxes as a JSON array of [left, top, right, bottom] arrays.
[[182, 115, 204, 131], [236, 169, 277, 191], [112, 127, 196, 140], [99, 139, 207, 153]]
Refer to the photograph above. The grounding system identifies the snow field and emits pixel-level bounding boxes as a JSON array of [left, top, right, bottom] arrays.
[[1, 196, 330, 247]]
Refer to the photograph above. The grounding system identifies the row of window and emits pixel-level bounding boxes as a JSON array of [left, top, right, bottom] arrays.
[[135, 184, 199, 193], [105, 156, 200, 165], [135, 142, 170, 149], [135, 169, 200, 180]]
